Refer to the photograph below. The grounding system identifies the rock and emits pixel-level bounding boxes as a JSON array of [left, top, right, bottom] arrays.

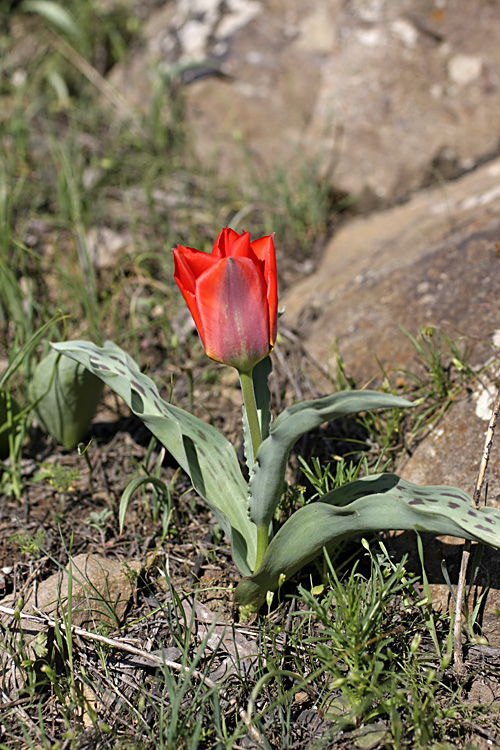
[[399, 376, 500, 646], [0, 554, 142, 695], [181, 599, 258, 680], [86, 226, 133, 270], [282, 155, 500, 385], [281, 154, 500, 649], [283, 156, 500, 608], [403, 395, 500, 496], [387, 529, 500, 648], [109, 0, 500, 205], [1, 554, 141, 636], [31, 554, 142, 627], [1, 554, 142, 630]]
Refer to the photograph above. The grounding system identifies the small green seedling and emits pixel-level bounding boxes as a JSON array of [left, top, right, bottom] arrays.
[[30, 349, 103, 450]]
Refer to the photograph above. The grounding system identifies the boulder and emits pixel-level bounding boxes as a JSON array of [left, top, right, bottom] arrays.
[[281, 155, 500, 644], [282, 155, 500, 388], [110, 0, 500, 205]]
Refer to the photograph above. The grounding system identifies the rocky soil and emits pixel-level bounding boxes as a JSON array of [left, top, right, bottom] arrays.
[[3, 0, 500, 744]]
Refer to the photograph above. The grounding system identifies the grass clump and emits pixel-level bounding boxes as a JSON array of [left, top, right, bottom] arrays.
[[295, 544, 456, 740]]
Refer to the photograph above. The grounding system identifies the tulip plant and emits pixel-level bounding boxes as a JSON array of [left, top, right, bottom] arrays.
[[53, 228, 500, 614]]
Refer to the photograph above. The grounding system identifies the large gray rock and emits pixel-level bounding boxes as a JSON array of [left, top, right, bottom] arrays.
[[279, 157, 500, 645], [110, 0, 500, 205], [283, 156, 500, 385], [283, 154, 500, 520]]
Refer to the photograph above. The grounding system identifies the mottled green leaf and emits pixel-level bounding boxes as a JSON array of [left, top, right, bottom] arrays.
[[249, 392, 412, 528], [236, 474, 500, 612], [31, 350, 103, 450], [52, 341, 256, 574]]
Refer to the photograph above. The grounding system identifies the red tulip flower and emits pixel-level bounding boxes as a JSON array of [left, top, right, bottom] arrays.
[[173, 228, 278, 374]]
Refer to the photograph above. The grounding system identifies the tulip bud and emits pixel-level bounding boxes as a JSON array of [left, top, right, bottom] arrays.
[[173, 228, 278, 373]]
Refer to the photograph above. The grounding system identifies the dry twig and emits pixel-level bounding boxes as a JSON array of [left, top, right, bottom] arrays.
[[0, 603, 216, 690], [0, 602, 265, 742]]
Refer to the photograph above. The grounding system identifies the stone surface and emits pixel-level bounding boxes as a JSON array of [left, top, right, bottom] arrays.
[[282, 156, 500, 386], [109, 0, 500, 205], [86, 226, 133, 270], [387, 529, 500, 647], [403, 395, 500, 495], [399, 378, 500, 644], [0, 554, 142, 695], [1, 553, 142, 630], [280, 154, 500, 648], [33, 553, 142, 627], [282, 157, 500, 574]]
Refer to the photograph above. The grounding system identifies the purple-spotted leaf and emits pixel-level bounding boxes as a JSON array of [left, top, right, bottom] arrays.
[[236, 473, 500, 613], [51, 341, 255, 574], [248, 391, 412, 528]]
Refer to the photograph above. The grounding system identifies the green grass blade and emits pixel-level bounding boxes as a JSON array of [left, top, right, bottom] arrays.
[[0, 313, 67, 391], [21, 1, 79, 38], [119, 475, 170, 535]]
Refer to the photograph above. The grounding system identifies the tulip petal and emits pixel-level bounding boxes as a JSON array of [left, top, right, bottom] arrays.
[[195, 257, 270, 371], [229, 231, 254, 259], [214, 228, 254, 260], [173, 245, 218, 294], [250, 234, 278, 343], [213, 227, 243, 258], [173, 247, 219, 346]]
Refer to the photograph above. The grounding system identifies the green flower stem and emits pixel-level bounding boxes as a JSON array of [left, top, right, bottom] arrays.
[[239, 368, 269, 571], [239, 369, 262, 462], [255, 524, 269, 572]]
